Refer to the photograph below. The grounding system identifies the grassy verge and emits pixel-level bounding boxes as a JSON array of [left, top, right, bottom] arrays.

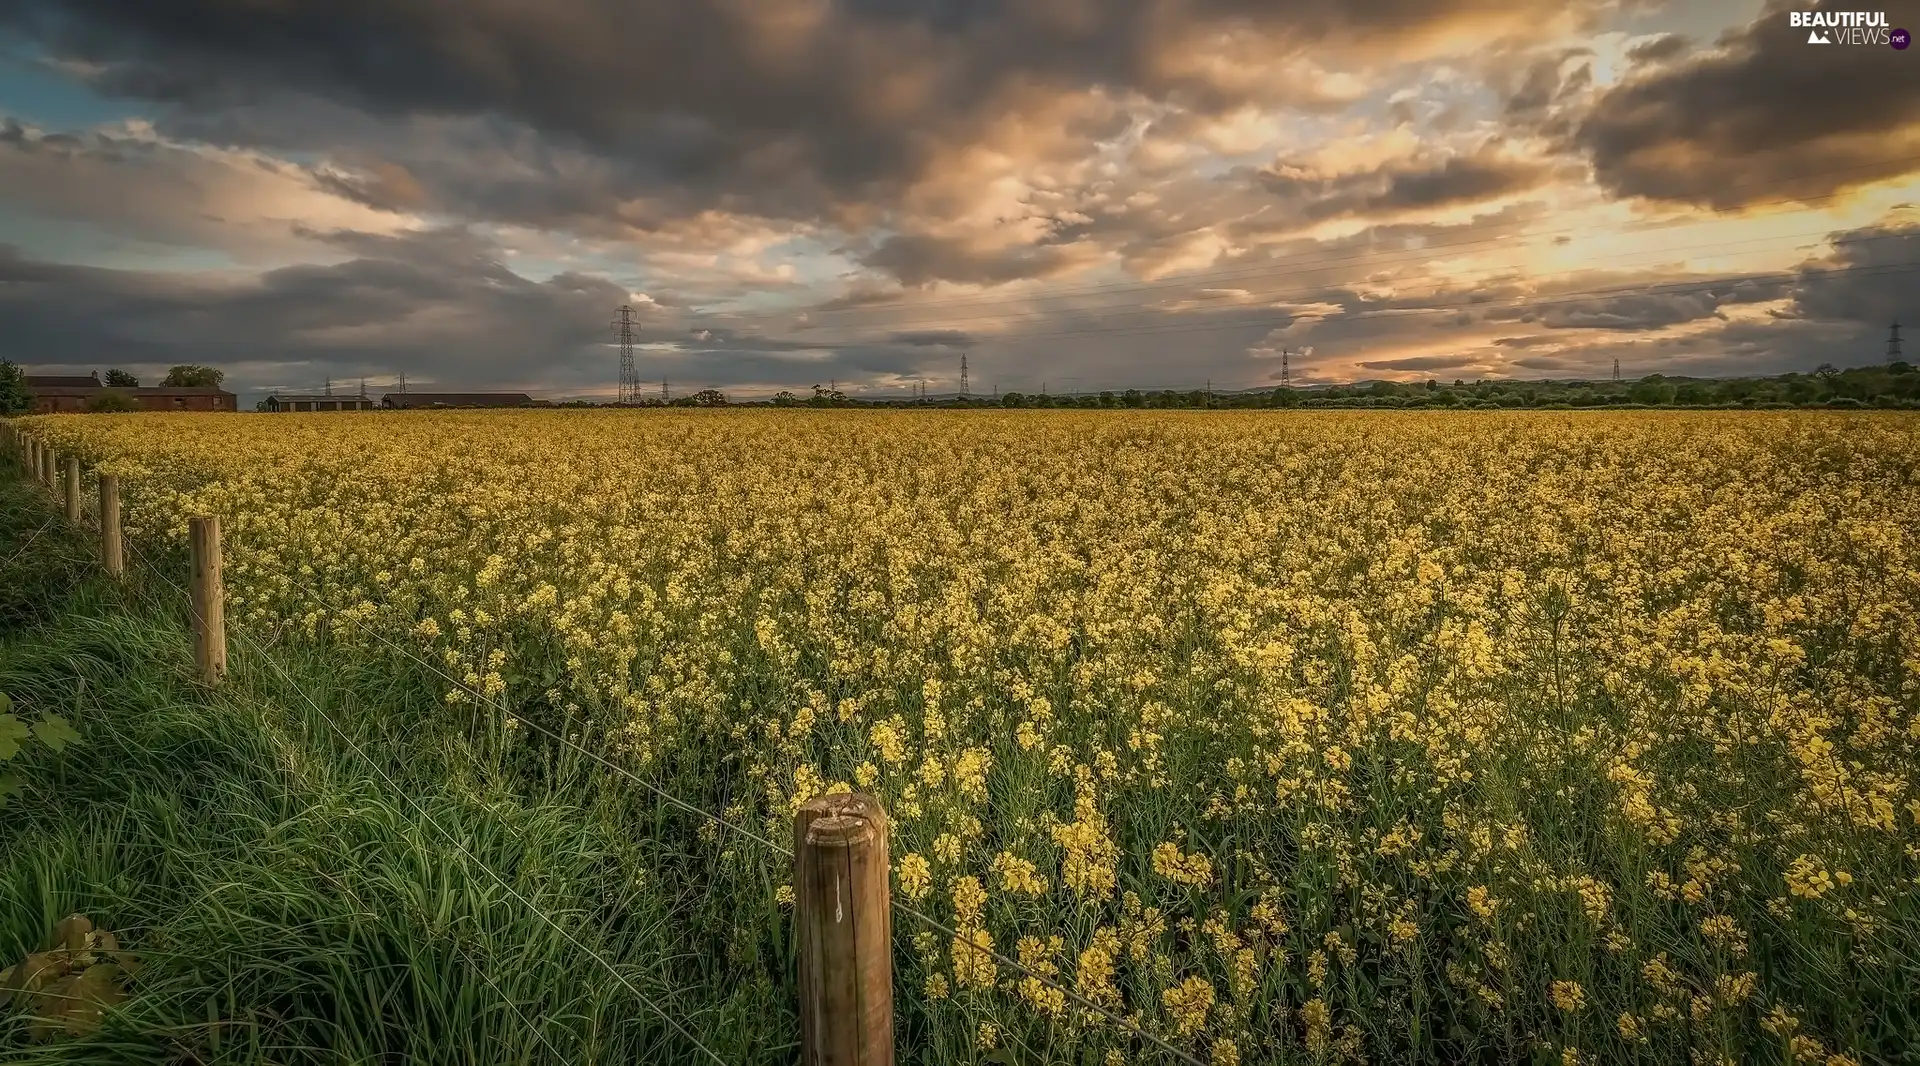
[[0, 470, 793, 1064]]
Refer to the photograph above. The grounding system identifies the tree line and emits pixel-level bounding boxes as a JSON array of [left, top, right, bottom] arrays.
[[557, 363, 1920, 410]]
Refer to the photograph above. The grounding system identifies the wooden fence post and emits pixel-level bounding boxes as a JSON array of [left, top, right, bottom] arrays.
[[43, 446, 56, 489], [189, 515, 227, 686], [100, 475, 123, 577], [794, 792, 893, 1066], [63, 456, 80, 522]]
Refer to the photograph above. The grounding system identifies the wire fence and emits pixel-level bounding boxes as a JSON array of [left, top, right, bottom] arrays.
[[5, 432, 1229, 1066]]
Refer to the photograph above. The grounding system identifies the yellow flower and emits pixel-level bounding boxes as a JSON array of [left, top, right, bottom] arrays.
[[1151, 841, 1214, 887], [1161, 975, 1216, 1038], [1550, 980, 1586, 1012], [951, 875, 987, 928], [895, 853, 932, 901]]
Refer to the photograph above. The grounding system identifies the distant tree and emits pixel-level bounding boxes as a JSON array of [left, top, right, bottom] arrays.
[[1098, 390, 1117, 408], [104, 368, 140, 387], [807, 384, 847, 407], [686, 388, 728, 407], [161, 365, 224, 388], [1425, 379, 1438, 391], [87, 391, 142, 413], [1890, 361, 1914, 375], [1271, 387, 1302, 408], [1674, 381, 1710, 405], [1629, 380, 1677, 405], [771, 390, 801, 407], [0, 361, 30, 415]]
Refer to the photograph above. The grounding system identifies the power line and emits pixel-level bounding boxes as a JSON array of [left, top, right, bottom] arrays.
[[690, 153, 1920, 325]]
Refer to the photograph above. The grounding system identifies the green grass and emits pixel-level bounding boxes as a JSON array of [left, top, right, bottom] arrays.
[[0, 470, 797, 1064]]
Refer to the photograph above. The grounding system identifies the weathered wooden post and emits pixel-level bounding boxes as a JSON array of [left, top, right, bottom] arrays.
[[43, 445, 56, 489], [794, 792, 893, 1066], [188, 515, 227, 686], [99, 475, 123, 577], [63, 456, 80, 522]]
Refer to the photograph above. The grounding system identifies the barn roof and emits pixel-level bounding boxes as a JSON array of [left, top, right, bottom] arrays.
[[27, 386, 233, 397], [25, 374, 102, 388]]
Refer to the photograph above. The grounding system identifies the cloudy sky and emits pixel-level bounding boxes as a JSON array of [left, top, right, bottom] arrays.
[[1, 0, 1916, 404]]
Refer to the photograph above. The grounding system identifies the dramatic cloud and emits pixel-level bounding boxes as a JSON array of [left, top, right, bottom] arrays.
[[1356, 354, 1478, 371], [0, 117, 414, 261], [2, 0, 1588, 230], [1576, 1, 1920, 209], [0, 0, 1912, 400], [1780, 217, 1920, 325], [0, 229, 628, 393]]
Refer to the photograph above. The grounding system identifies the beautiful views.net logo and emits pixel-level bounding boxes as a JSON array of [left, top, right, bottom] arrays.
[[1789, 10, 1904, 45]]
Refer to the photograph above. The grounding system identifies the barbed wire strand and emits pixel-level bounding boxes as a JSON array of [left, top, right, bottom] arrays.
[[115, 533, 732, 1066]]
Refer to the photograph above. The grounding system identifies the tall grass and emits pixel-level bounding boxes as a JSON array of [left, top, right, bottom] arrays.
[[0, 472, 795, 1064]]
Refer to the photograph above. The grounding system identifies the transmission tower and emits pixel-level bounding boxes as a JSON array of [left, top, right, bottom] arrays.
[[359, 377, 367, 399], [323, 376, 332, 397], [1280, 348, 1291, 388], [1890, 321, 1904, 361], [611, 305, 641, 404], [661, 378, 669, 404], [959, 353, 970, 399], [398, 371, 408, 395], [1612, 358, 1621, 383]]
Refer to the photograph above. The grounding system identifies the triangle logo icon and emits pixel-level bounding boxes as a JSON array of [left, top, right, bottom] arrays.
[[1808, 29, 1831, 42]]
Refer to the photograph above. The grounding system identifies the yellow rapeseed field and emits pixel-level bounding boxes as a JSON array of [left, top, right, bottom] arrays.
[[20, 409, 1920, 1063]]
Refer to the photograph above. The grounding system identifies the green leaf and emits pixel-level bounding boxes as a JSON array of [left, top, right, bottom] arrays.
[[0, 714, 27, 761], [0, 773, 21, 803], [31, 715, 80, 753], [0, 692, 11, 715]]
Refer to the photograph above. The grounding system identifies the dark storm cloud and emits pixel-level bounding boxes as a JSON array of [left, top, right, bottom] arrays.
[[1356, 354, 1477, 371], [860, 232, 1096, 287], [0, 229, 629, 396], [889, 329, 976, 347], [1478, 275, 1789, 331], [1, 0, 1574, 229], [1255, 146, 1553, 223], [1779, 218, 1920, 325], [1624, 34, 1688, 64], [1575, 1, 1920, 209], [0, 225, 1006, 399]]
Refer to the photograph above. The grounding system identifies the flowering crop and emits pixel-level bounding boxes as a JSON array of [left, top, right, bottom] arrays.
[[22, 409, 1920, 1063]]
